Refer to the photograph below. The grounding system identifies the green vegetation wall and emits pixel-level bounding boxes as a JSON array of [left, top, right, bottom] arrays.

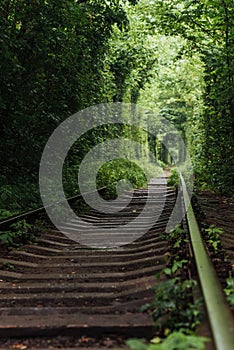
[[144, 0, 234, 194], [0, 0, 154, 213], [1, 0, 233, 216], [0, 0, 130, 210]]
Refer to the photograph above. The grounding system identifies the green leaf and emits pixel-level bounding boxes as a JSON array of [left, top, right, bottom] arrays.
[[126, 338, 148, 350]]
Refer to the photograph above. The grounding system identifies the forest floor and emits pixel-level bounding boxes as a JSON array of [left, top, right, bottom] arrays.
[[0, 335, 128, 350], [196, 190, 234, 284]]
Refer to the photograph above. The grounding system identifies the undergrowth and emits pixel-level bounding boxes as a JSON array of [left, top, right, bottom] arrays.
[[202, 224, 234, 308], [96, 159, 160, 198], [203, 225, 223, 254], [167, 168, 179, 188], [224, 277, 234, 307], [0, 219, 45, 248], [126, 224, 209, 350]]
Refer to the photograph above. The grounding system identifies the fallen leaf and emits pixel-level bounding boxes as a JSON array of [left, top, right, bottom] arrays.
[[12, 344, 27, 349]]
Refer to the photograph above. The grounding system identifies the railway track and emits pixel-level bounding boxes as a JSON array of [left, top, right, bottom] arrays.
[[0, 174, 233, 349], [0, 177, 175, 339]]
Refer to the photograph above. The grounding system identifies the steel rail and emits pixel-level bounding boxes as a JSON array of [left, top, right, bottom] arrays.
[[180, 174, 234, 350]]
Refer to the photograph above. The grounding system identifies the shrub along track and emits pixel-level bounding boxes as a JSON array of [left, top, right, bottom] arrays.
[[0, 176, 176, 348]]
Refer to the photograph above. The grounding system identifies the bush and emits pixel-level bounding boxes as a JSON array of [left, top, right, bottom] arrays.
[[167, 168, 179, 188]]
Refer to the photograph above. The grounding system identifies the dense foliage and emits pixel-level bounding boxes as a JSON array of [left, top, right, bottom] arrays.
[[0, 0, 143, 214], [0, 0, 233, 216], [139, 0, 234, 193]]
